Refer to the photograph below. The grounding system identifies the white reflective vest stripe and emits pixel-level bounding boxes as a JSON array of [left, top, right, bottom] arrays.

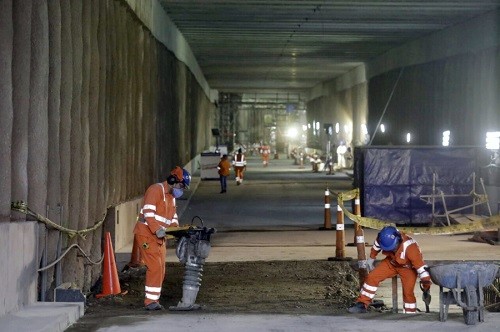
[[233, 154, 246, 167]]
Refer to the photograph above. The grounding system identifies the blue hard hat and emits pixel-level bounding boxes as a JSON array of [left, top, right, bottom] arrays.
[[182, 168, 191, 189], [378, 226, 401, 251]]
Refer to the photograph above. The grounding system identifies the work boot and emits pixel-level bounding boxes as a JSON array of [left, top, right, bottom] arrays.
[[347, 302, 367, 313], [145, 302, 164, 311]]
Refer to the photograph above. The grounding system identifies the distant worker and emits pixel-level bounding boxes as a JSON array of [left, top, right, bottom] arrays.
[[217, 154, 231, 193], [336, 141, 347, 169], [133, 166, 191, 310], [232, 148, 247, 185], [348, 226, 432, 314], [260, 144, 271, 167]]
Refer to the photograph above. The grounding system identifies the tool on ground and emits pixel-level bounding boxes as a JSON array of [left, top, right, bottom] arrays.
[[420, 283, 431, 313], [167, 216, 216, 311]]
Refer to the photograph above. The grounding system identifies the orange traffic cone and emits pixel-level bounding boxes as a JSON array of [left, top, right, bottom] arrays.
[[96, 232, 121, 298]]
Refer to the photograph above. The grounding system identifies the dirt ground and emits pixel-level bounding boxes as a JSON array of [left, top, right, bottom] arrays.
[[68, 258, 500, 331], [78, 260, 362, 322]]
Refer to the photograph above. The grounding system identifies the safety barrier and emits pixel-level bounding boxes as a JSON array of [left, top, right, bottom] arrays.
[[337, 189, 500, 235], [320, 187, 332, 230], [351, 194, 369, 287]]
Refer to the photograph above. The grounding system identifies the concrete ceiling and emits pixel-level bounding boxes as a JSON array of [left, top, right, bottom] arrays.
[[159, 1, 500, 97]]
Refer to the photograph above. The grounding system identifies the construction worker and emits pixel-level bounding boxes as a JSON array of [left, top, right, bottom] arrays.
[[232, 148, 246, 185], [217, 154, 231, 193], [133, 166, 191, 311], [260, 144, 270, 167], [348, 225, 432, 314]]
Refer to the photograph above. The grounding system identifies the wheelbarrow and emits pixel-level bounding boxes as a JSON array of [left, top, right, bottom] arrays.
[[428, 262, 499, 325]]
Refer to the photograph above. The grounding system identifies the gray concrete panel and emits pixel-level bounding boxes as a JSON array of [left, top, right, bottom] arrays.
[[0, 0, 13, 221], [2, 222, 37, 315], [28, 0, 49, 217], [58, 0, 73, 234], [11, 0, 32, 222]]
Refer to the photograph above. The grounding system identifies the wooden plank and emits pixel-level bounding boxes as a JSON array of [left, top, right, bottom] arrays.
[[449, 213, 473, 224], [464, 214, 486, 222]]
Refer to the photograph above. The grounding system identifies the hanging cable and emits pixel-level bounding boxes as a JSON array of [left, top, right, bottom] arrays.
[[369, 67, 405, 145]]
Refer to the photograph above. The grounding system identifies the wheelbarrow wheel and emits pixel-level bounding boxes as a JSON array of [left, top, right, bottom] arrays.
[[461, 287, 479, 325]]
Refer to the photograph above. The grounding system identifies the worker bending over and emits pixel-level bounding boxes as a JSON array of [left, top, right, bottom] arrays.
[[348, 225, 432, 314]]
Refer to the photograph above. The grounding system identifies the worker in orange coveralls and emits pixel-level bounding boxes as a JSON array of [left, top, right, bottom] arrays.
[[133, 166, 191, 311], [232, 148, 246, 185], [348, 225, 432, 314], [260, 145, 270, 167]]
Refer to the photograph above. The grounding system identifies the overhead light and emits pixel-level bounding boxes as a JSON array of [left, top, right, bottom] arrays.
[[287, 127, 298, 138], [486, 131, 500, 150], [406, 133, 411, 143], [442, 130, 450, 146], [335, 123, 340, 134], [380, 124, 385, 133]]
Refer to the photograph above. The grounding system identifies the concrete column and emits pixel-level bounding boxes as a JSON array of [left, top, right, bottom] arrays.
[[79, 0, 91, 235], [96, 0, 107, 213], [69, 0, 83, 233], [0, 0, 13, 222], [91, 0, 108, 281], [79, 0, 92, 291], [59, 0, 73, 231], [116, 2, 126, 200], [11, 0, 32, 221], [64, 0, 83, 286], [105, 0, 117, 203], [46, 0, 62, 294], [28, 0, 49, 216]]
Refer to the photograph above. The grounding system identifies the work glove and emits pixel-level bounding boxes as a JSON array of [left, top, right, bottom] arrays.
[[420, 279, 432, 292], [155, 228, 167, 239], [366, 257, 375, 272]]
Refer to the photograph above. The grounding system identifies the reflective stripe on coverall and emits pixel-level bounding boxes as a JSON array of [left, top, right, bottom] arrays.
[[133, 182, 178, 306], [356, 233, 431, 313]]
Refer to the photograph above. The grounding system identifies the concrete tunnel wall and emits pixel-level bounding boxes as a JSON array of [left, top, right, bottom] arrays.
[[307, 9, 500, 148], [0, 0, 215, 315]]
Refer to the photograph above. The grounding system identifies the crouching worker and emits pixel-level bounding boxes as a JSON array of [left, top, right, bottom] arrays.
[[133, 166, 191, 311], [348, 225, 432, 314]]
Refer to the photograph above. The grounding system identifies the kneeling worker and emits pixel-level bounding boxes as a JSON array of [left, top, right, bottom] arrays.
[[348, 225, 432, 314], [134, 166, 191, 310]]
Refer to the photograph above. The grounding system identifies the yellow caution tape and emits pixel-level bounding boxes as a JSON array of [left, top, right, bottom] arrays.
[[337, 189, 500, 235]]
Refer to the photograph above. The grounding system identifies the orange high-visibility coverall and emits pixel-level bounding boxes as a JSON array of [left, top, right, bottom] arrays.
[[133, 181, 179, 306], [356, 232, 431, 313], [232, 152, 246, 183], [260, 146, 270, 166]]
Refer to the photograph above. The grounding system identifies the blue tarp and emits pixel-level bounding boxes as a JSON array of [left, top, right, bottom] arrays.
[[354, 146, 487, 225]]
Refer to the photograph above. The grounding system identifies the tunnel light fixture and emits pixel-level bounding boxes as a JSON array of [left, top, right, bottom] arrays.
[[380, 124, 385, 133], [442, 130, 450, 147], [485, 131, 500, 150], [406, 133, 411, 143], [287, 127, 298, 138], [335, 123, 340, 134]]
